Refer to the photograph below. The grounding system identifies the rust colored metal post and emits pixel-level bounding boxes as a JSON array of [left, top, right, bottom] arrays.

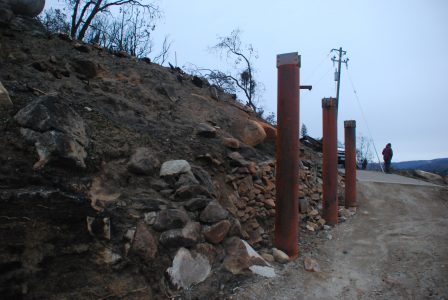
[[275, 52, 300, 258], [344, 120, 357, 208], [322, 98, 338, 225]]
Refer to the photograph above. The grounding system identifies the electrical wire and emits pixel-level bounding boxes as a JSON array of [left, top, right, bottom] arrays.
[[346, 68, 384, 172], [302, 51, 332, 84]]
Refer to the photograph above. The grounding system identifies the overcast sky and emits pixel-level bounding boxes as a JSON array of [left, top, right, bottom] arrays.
[[45, 0, 448, 162]]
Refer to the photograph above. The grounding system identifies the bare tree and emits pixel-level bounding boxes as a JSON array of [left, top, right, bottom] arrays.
[[357, 135, 373, 164], [39, 8, 71, 34], [153, 35, 172, 65], [209, 29, 260, 113], [79, 3, 158, 58], [66, 0, 159, 41]]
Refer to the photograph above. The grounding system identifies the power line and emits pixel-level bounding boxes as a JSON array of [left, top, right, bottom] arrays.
[[302, 51, 332, 83], [346, 68, 384, 171]]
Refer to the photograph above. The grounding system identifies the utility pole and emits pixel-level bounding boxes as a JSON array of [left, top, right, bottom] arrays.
[[331, 47, 349, 109]]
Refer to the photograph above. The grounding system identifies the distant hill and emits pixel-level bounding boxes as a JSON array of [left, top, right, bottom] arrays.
[[393, 158, 448, 175], [368, 158, 448, 176]]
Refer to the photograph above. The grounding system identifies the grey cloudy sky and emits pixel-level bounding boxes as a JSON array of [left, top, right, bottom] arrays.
[[45, 0, 448, 162]]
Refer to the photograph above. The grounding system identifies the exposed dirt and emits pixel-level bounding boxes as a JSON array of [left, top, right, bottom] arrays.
[[1, 17, 326, 300], [232, 180, 448, 299]]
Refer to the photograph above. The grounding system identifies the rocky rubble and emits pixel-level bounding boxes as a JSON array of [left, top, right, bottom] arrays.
[[0, 15, 350, 299]]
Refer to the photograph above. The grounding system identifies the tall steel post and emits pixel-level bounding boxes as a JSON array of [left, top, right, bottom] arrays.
[[322, 98, 338, 225], [275, 52, 300, 258], [344, 120, 357, 208]]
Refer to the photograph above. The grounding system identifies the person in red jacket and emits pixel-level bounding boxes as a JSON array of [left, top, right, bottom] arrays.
[[382, 143, 393, 173]]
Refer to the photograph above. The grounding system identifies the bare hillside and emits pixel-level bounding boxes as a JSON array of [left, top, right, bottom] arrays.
[[0, 16, 339, 299]]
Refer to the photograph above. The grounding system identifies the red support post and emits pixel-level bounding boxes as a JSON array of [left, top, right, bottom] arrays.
[[322, 98, 338, 225], [275, 52, 300, 258], [344, 120, 357, 208]]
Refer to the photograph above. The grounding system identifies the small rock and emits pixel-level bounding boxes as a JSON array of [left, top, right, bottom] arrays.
[[264, 198, 275, 208], [184, 197, 211, 211], [272, 248, 289, 264], [153, 209, 190, 231], [0, 81, 13, 107], [222, 137, 240, 149], [167, 248, 211, 289], [304, 257, 321, 272], [98, 248, 122, 265], [306, 224, 315, 232], [160, 160, 191, 177], [317, 218, 326, 226], [228, 217, 243, 237], [203, 220, 231, 244], [196, 122, 217, 138], [299, 198, 309, 214], [124, 229, 136, 242], [150, 178, 169, 191], [200, 201, 228, 223], [127, 147, 160, 175], [144, 212, 157, 225], [174, 184, 211, 200], [175, 171, 199, 187], [261, 253, 275, 263], [159, 222, 201, 248], [306, 221, 319, 231], [195, 242, 223, 266], [131, 221, 158, 262], [228, 151, 249, 166], [249, 265, 276, 278], [308, 209, 319, 217]]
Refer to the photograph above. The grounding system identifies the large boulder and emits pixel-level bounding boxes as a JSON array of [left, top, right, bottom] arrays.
[[257, 121, 277, 142], [6, 0, 45, 17], [167, 248, 211, 290], [15, 96, 88, 146], [222, 237, 274, 277], [233, 119, 266, 147], [14, 96, 88, 169]]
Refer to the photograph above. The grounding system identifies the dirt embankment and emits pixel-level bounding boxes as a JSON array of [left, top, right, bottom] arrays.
[[0, 16, 340, 299]]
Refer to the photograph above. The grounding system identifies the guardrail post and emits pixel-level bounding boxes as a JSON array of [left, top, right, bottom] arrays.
[[322, 98, 338, 225], [275, 52, 300, 258], [344, 120, 357, 208]]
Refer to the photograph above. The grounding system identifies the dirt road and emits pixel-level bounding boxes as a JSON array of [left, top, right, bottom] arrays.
[[233, 171, 448, 299]]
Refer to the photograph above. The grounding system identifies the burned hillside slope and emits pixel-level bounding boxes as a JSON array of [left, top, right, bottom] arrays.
[[0, 17, 343, 299]]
